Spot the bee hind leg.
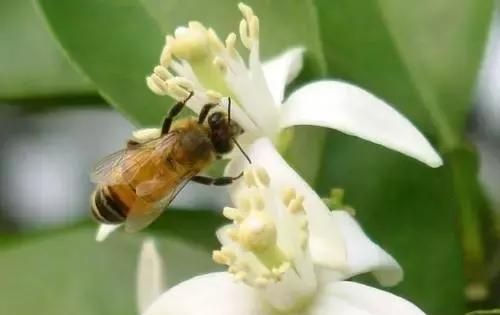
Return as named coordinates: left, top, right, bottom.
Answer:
left=191, top=172, right=243, bottom=186
left=161, top=91, right=194, bottom=135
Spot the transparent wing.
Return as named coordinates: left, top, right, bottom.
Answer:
left=135, top=178, right=170, bottom=197
left=90, top=132, right=178, bottom=185
left=124, top=173, right=194, bottom=232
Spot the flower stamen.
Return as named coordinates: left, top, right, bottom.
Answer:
left=214, top=166, right=311, bottom=290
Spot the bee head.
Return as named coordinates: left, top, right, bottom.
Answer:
left=208, top=111, right=244, bottom=154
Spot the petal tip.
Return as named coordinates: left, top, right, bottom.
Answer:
left=95, top=224, right=120, bottom=242
left=427, top=153, right=443, bottom=168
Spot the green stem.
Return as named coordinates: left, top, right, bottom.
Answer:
left=449, top=149, right=487, bottom=298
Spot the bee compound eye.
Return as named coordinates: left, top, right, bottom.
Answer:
left=208, top=112, right=224, bottom=126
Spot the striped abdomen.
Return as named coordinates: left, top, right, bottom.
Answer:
left=91, top=185, right=131, bottom=224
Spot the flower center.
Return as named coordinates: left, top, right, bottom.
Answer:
left=146, top=3, right=259, bottom=103
left=213, top=166, right=317, bottom=311
left=146, top=3, right=285, bottom=140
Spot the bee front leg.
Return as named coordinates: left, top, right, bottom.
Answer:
left=191, top=173, right=243, bottom=186
left=161, top=91, right=194, bottom=135
left=197, top=103, right=218, bottom=124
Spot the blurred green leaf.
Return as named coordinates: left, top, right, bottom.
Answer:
left=315, top=0, right=493, bottom=149
left=313, top=2, right=493, bottom=314
left=0, top=211, right=224, bottom=315
left=0, top=0, right=93, bottom=100
left=317, top=134, right=465, bottom=315
left=467, top=310, right=500, bottom=315
left=36, top=0, right=168, bottom=125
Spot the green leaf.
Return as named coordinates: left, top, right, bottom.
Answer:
left=36, top=0, right=167, bottom=125
left=0, top=0, right=93, bottom=99
left=313, top=2, right=494, bottom=314
left=467, top=310, right=500, bottom=315
left=314, top=0, right=493, bottom=149
left=317, top=134, right=465, bottom=315
left=0, top=211, right=224, bottom=315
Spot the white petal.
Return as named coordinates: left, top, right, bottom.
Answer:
left=306, top=293, right=372, bottom=315
left=280, top=81, right=443, bottom=167
left=308, top=281, right=426, bottom=315
left=225, top=138, right=401, bottom=284
left=137, top=239, right=166, bottom=314
left=142, top=272, right=270, bottom=315
left=322, top=211, right=403, bottom=286
left=225, top=138, right=346, bottom=270
left=95, top=224, right=120, bottom=242
left=262, top=47, right=305, bottom=105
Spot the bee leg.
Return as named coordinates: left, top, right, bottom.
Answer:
left=191, top=172, right=243, bottom=186
left=161, top=91, right=194, bottom=135
left=197, top=103, right=218, bottom=124
left=126, top=139, right=140, bottom=149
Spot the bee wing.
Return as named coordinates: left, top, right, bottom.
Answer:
left=124, top=172, right=195, bottom=232
left=90, top=132, right=178, bottom=185
left=135, top=179, right=165, bottom=197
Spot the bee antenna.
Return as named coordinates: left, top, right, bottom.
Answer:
left=227, top=97, right=232, bottom=122
left=227, top=97, right=251, bottom=164
left=232, top=137, right=252, bottom=164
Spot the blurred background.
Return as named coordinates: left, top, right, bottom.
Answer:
left=0, top=1, right=499, bottom=315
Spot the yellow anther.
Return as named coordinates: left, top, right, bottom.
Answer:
left=281, top=187, right=296, bottom=206
left=288, top=196, right=304, bottom=214
left=188, top=21, right=206, bottom=32
left=220, top=246, right=235, bottom=258
left=168, top=77, right=193, bottom=89
left=239, top=19, right=251, bottom=49
left=153, top=66, right=172, bottom=80
left=160, top=46, right=172, bottom=66
left=250, top=193, right=265, bottom=210
left=225, top=32, right=237, bottom=54
left=236, top=196, right=251, bottom=212
left=226, top=226, right=239, bottom=241
left=132, top=128, right=161, bottom=143
left=167, top=83, right=190, bottom=100
left=228, top=266, right=238, bottom=274
left=146, top=75, right=168, bottom=95
left=207, top=28, right=225, bottom=52
left=206, top=89, right=223, bottom=101
left=170, top=25, right=210, bottom=61
left=235, top=271, right=247, bottom=281
left=249, top=15, right=259, bottom=40
left=238, top=3, right=255, bottom=21
left=243, top=168, right=257, bottom=187
left=254, top=167, right=270, bottom=187
left=223, top=206, right=245, bottom=222
left=165, top=35, right=175, bottom=46
left=212, top=250, right=229, bottom=265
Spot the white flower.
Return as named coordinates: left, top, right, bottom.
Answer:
left=138, top=139, right=426, bottom=315
left=146, top=2, right=442, bottom=168
left=96, top=2, right=443, bottom=242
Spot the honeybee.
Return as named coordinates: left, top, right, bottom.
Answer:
left=90, top=92, right=248, bottom=232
